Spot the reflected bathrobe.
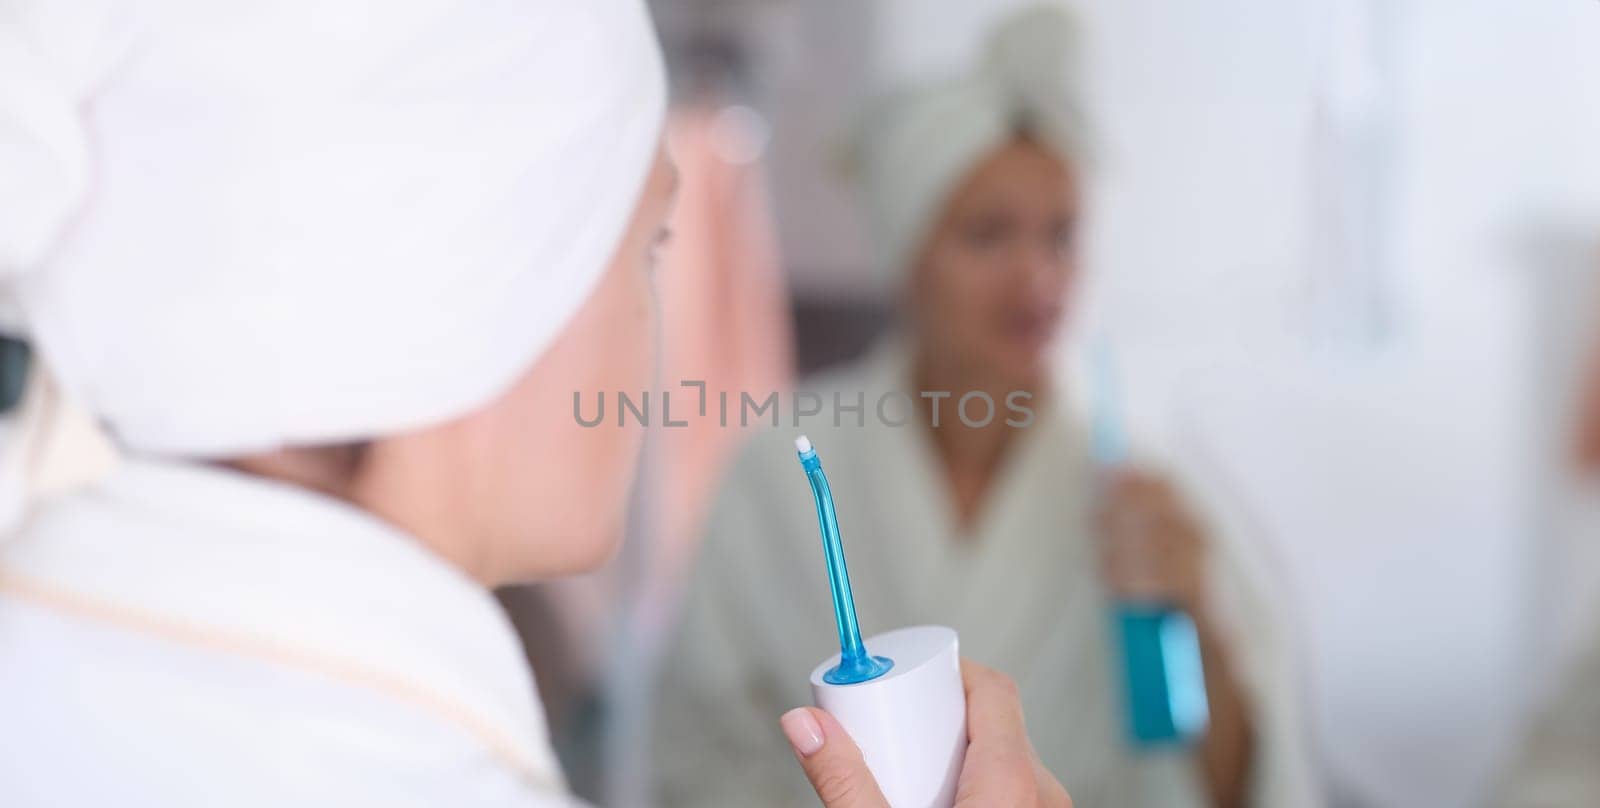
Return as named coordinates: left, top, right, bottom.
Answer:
left=652, top=342, right=1319, bottom=808
left=0, top=459, right=580, bottom=807
left=1497, top=625, right=1600, bottom=805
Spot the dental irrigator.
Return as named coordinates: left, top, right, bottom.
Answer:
left=796, top=435, right=966, bottom=808
left=1090, top=341, right=1210, bottom=747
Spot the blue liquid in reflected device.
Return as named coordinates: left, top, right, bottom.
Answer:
left=1091, top=338, right=1209, bottom=747
left=1114, top=603, right=1209, bottom=745
left=795, top=435, right=893, bottom=685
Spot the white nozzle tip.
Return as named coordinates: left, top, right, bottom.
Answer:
left=795, top=435, right=813, bottom=454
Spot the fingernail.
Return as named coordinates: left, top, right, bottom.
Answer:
left=780, top=708, right=825, bottom=757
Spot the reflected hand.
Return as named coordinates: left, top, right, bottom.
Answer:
left=1096, top=469, right=1209, bottom=611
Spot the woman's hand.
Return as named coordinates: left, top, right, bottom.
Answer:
left=1096, top=468, right=1256, bottom=807
left=1096, top=469, right=1208, bottom=611
left=780, top=660, right=1071, bottom=808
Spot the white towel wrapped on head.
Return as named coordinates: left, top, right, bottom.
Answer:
left=0, top=0, right=666, bottom=457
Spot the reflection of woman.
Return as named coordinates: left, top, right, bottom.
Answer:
left=655, top=7, right=1316, bottom=808
left=0, top=2, right=1064, bottom=806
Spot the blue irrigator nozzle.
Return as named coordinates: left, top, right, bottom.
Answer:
left=795, top=435, right=893, bottom=685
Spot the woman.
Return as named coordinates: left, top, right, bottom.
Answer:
left=0, top=2, right=1066, bottom=806
left=654, top=7, right=1315, bottom=808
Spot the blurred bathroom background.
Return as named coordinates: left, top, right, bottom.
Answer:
left=512, top=2, right=1600, bottom=806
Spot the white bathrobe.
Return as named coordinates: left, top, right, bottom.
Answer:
left=653, top=341, right=1319, bottom=808
left=0, top=458, right=579, bottom=807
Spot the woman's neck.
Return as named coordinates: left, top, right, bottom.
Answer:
left=219, top=441, right=495, bottom=586
left=220, top=446, right=366, bottom=501
left=912, top=353, right=1047, bottom=533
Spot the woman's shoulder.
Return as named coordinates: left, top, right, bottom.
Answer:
left=0, top=597, right=575, bottom=804
left=0, top=640, right=574, bottom=806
